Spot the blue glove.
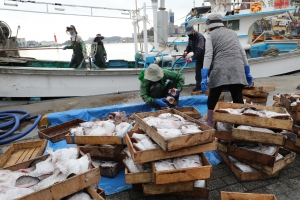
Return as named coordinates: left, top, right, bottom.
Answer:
left=155, top=98, right=169, bottom=108
left=201, top=68, right=209, bottom=92
left=245, top=65, right=253, bottom=85
left=104, top=56, right=107, bottom=61
left=92, top=58, right=96, bottom=62
left=62, top=46, right=68, bottom=50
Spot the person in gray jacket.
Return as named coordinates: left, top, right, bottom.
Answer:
left=201, top=13, right=253, bottom=127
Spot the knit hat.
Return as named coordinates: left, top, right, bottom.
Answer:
left=206, top=14, right=224, bottom=29
left=144, top=64, right=164, bottom=82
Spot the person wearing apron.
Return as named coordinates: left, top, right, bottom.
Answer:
left=63, top=25, right=87, bottom=68
left=92, top=34, right=107, bottom=68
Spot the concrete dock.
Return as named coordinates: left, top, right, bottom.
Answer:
left=1, top=72, right=300, bottom=200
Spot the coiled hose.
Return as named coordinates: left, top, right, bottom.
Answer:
left=0, top=110, right=42, bottom=145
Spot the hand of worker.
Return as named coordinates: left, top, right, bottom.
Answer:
left=244, top=65, right=253, bottom=86
left=104, top=56, right=107, bottom=61
left=186, top=57, right=192, bottom=64
left=155, top=98, right=169, bottom=108
left=182, top=51, right=187, bottom=58
left=92, top=58, right=96, bottom=62
left=201, top=68, right=209, bottom=92
left=62, top=46, right=68, bottom=50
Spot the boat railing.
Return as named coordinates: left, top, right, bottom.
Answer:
left=251, top=31, right=274, bottom=45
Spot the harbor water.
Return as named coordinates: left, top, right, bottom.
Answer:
left=19, top=43, right=153, bottom=62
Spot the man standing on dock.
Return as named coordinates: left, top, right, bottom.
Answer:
left=182, top=25, right=205, bottom=92
left=63, top=25, right=88, bottom=68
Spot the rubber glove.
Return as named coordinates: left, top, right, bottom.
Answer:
left=201, top=68, right=209, bottom=92
left=62, top=46, right=68, bottom=50
left=155, top=98, right=169, bottom=108
left=182, top=51, right=187, bottom=58
left=168, top=88, right=180, bottom=97
left=186, top=57, right=192, bottom=64
left=245, top=65, right=253, bottom=85
left=104, top=56, right=107, bottom=61
left=92, top=58, right=96, bottom=62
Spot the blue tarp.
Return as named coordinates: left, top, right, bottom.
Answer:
left=44, top=95, right=221, bottom=195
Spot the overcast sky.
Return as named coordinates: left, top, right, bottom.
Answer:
left=0, top=0, right=205, bottom=43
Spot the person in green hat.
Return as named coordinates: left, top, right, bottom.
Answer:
left=138, top=64, right=185, bottom=108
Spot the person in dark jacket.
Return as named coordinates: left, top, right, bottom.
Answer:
left=183, top=25, right=206, bottom=92
left=139, top=64, right=185, bottom=109
left=201, top=14, right=253, bottom=127
left=63, top=25, right=87, bottom=68
left=92, top=34, right=107, bottom=68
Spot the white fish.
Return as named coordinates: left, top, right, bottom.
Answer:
left=216, top=122, right=233, bottom=132
left=276, top=153, right=283, bottom=161
left=237, top=125, right=274, bottom=134
left=89, top=126, right=112, bottom=136
left=240, top=145, right=277, bottom=156
left=31, top=169, right=68, bottom=191
left=144, top=117, right=162, bottom=127
left=70, top=127, right=84, bottom=136
left=98, top=161, right=118, bottom=168
left=114, top=122, right=131, bottom=137
left=0, top=183, right=35, bottom=200
left=132, top=133, right=148, bottom=141
left=66, top=192, right=92, bottom=200
left=157, top=113, right=185, bottom=122
left=172, top=155, right=202, bottom=169
left=0, top=170, right=26, bottom=186
left=234, top=162, right=256, bottom=172
left=122, top=147, right=131, bottom=158
left=123, top=157, right=140, bottom=173
left=46, top=147, right=79, bottom=164
left=194, top=180, right=206, bottom=188
left=80, top=122, right=97, bottom=135
left=157, top=128, right=182, bottom=139
left=89, top=121, right=115, bottom=136
left=29, top=158, right=55, bottom=177
left=56, top=154, right=92, bottom=175
left=154, top=159, right=175, bottom=171
left=180, top=125, right=202, bottom=135
left=133, top=137, right=157, bottom=151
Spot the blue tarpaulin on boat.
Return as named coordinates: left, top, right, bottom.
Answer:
left=44, top=95, right=221, bottom=195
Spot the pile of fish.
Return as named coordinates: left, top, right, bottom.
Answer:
left=131, top=133, right=158, bottom=151
left=236, top=125, right=275, bottom=134
left=142, top=113, right=203, bottom=139
left=70, top=111, right=132, bottom=137
left=123, top=148, right=151, bottom=173
left=216, top=107, right=291, bottom=120
left=0, top=147, right=92, bottom=200
left=154, top=155, right=203, bottom=171
left=229, top=156, right=257, bottom=173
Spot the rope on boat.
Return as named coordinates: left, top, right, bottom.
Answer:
left=262, top=46, right=280, bottom=57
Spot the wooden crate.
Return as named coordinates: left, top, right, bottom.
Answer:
left=242, top=88, right=269, bottom=98
left=86, top=187, right=105, bottom=200
left=243, top=85, right=275, bottom=92
left=38, top=119, right=85, bottom=143
left=280, top=94, right=300, bottom=112
left=221, top=191, right=277, bottom=200
left=15, top=153, right=100, bottom=200
left=175, top=107, right=201, bottom=119
left=152, top=153, right=212, bottom=184
left=100, top=161, right=124, bottom=178
left=217, top=150, right=280, bottom=182
left=126, top=129, right=217, bottom=164
left=226, top=144, right=280, bottom=167
left=243, top=96, right=267, bottom=103
left=241, top=148, right=296, bottom=175
left=273, top=95, right=280, bottom=102
left=172, top=180, right=209, bottom=198
left=143, top=181, right=194, bottom=195
left=232, top=125, right=285, bottom=146
left=134, top=109, right=215, bottom=151
left=125, top=167, right=152, bottom=184
left=283, top=140, right=300, bottom=154
left=0, top=140, right=47, bottom=169
left=213, top=102, right=293, bottom=130
left=79, top=145, right=122, bottom=158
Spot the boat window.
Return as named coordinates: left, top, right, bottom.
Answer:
left=226, top=20, right=239, bottom=31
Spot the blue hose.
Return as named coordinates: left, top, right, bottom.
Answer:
left=0, top=110, right=42, bottom=145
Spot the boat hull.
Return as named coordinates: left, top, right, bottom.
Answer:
left=0, top=67, right=196, bottom=97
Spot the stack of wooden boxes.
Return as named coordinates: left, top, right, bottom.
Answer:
left=124, top=108, right=217, bottom=198
left=242, top=85, right=275, bottom=104
left=214, top=102, right=296, bottom=182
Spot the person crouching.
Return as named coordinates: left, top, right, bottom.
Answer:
left=139, top=64, right=185, bottom=109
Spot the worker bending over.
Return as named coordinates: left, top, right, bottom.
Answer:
left=139, top=64, right=185, bottom=109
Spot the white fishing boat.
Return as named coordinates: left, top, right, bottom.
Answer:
left=0, top=0, right=299, bottom=97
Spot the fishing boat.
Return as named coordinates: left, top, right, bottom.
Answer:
left=0, top=0, right=299, bottom=98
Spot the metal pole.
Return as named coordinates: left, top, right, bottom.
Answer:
left=133, top=20, right=138, bottom=54
left=143, top=3, right=148, bottom=57
left=151, top=0, right=158, bottom=49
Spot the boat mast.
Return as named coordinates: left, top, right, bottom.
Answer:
left=151, top=0, right=159, bottom=50
left=143, top=3, right=148, bottom=57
